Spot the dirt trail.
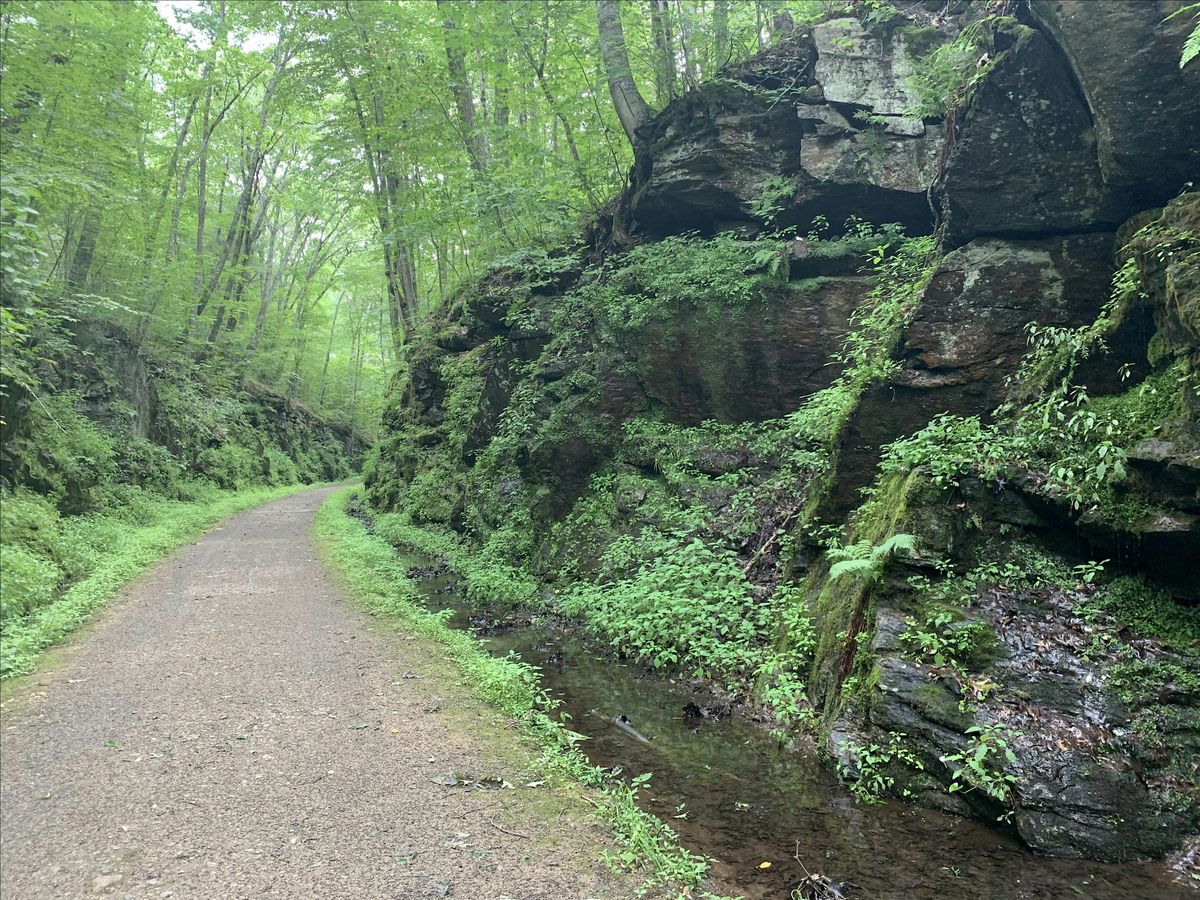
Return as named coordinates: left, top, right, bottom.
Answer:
left=1, top=488, right=632, bottom=899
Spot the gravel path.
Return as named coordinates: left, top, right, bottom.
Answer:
left=1, top=488, right=631, bottom=899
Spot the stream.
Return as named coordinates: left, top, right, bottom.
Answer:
left=409, top=564, right=1187, bottom=900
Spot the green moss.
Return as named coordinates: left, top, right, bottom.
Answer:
left=1146, top=331, right=1171, bottom=368
left=790, top=276, right=838, bottom=295
left=1108, top=658, right=1200, bottom=707
left=909, top=681, right=973, bottom=730
left=897, top=24, right=946, bottom=58
left=1082, top=575, right=1200, bottom=652
left=1088, top=365, right=1185, bottom=442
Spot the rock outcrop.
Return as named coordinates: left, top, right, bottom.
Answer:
left=1029, top=0, right=1200, bottom=205
left=827, top=233, right=1125, bottom=517
left=370, top=0, right=1200, bottom=864
left=937, top=24, right=1124, bottom=244
left=623, top=19, right=943, bottom=238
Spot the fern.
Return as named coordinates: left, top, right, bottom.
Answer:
left=872, top=533, right=917, bottom=562
left=1167, top=4, right=1200, bottom=68
left=829, top=533, right=917, bottom=583
left=829, top=558, right=877, bottom=581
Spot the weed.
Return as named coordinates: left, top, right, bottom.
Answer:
left=940, top=722, right=1019, bottom=812
left=836, top=731, right=925, bottom=803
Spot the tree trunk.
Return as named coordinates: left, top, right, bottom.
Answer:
left=436, top=0, right=487, bottom=174
left=66, top=206, right=101, bottom=292
left=317, top=292, right=344, bottom=406
left=596, top=0, right=653, bottom=153
left=649, top=0, right=677, bottom=106
left=714, top=0, right=730, bottom=69
left=509, top=5, right=599, bottom=205
left=677, top=2, right=699, bottom=87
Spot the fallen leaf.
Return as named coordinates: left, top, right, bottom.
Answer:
left=758, top=861, right=772, bottom=869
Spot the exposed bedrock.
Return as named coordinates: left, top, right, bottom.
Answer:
left=370, top=1, right=1200, bottom=863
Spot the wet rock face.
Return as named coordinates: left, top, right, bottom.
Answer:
left=901, top=235, right=1118, bottom=398
left=937, top=25, right=1122, bottom=245
left=1122, top=193, right=1200, bottom=365
left=826, top=233, right=1119, bottom=518
left=868, top=584, right=1199, bottom=861
left=1029, top=0, right=1200, bottom=204
left=630, top=277, right=870, bottom=424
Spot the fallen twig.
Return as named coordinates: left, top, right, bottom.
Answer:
left=486, top=818, right=530, bottom=840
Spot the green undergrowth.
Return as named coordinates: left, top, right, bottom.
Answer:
left=0, top=480, right=325, bottom=678
left=370, top=512, right=541, bottom=609
left=880, top=206, right=1198, bottom=521
left=1081, top=576, right=1200, bottom=651
left=366, top=228, right=940, bottom=736
left=315, top=487, right=718, bottom=897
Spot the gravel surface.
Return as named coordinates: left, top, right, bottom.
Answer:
left=1, top=488, right=633, bottom=899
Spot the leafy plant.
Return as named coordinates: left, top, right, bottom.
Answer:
left=900, top=610, right=987, bottom=669
left=828, top=533, right=916, bottom=582
left=940, top=722, right=1019, bottom=810
left=1167, top=3, right=1200, bottom=68
left=905, top=17, right=1010, bottom=119
left=749, top=175, right=798, bottom=226
left=837, top=731, right=925, bottom=803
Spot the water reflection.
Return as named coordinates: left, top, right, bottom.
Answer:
left=414, top=569, right=1186, bottom=900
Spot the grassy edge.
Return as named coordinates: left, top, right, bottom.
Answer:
left=0, top=480, right=334, bottom=680
left=313, top=486, right=723, bottom=899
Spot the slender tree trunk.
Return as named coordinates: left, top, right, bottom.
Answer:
left=650, top=0, right=677, bottom=105
left=714, top=0, right=730, bottom=69
left=66, top=206, right=101, bottom=292
left=317, top=292, right=344, bottom=406
left=436, top=0, right=487, bottom=174
left=340, top=9, right=417, bottom=351
left=509, top=6, right=599, bottom=205
left=205, top=304, right=226, bottom=344
left=192, top=1, right=228, bottom=296
left=597, top=0, right=653, bottom=155
left=677, top=2, right=699, bottom=87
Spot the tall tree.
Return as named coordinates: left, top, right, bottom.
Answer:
left=596, top=0, right=652, bottom=153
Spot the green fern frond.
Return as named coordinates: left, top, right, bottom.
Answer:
left=1182, top=25, right=1199, bottom=68
left=871, top=533, right=917, bottom=562
left=829, top=558, right=877, bottom=581
left=1166, top=3, right=1200, bottom=68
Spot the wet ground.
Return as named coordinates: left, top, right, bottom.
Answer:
left=412, top=565, right=1190, bottom=900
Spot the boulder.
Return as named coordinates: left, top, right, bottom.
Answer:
left=862, top=582, right=1199, bottom=861
left=811, top=18, right=928, bottom=115
left=628, top=78, right=809, bottom=236
left=625, top=21, right=942, bottom=238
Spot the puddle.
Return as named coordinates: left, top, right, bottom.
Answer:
left=411, top=565, right=1186, bottom=899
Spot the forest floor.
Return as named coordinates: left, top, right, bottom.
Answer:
left=0, top=487, right=636, bottom=899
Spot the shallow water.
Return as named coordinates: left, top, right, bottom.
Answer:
left=412, top=568, right=1188, bottom=899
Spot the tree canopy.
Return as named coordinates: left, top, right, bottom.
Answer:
left=1, top=0, right=819, bottom=432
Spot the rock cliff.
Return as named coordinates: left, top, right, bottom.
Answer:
left=368, top=0, right=1199, bottom=863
